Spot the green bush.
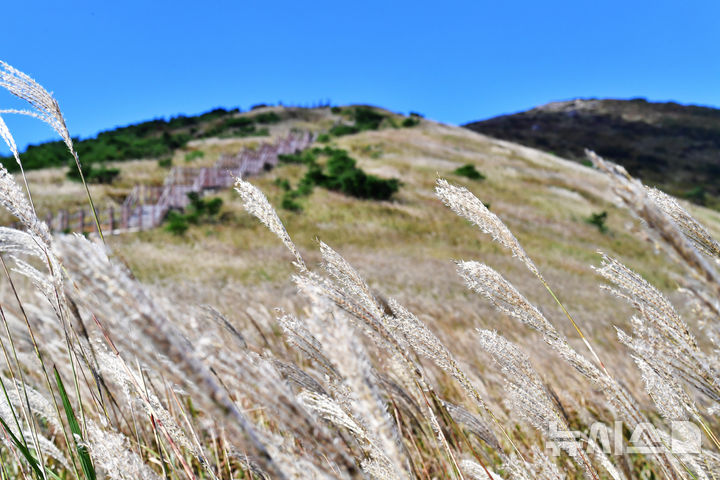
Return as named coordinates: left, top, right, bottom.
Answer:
left=305, top=148, right=399, bottom=200
left=453, top=164, right=485, bottom=180
left=316, top=133, right=331, bottom=143
left=252, top=112, right=281, bottom=124
left=66, top=160, right=120, bottom=184
left=329, top=124, right=359, bottom=137
left=276, top=147, right=399, bottom=208
left=402, top=117, right=420, bottom=127
left=274, top=178, right=291, bottom=191
left=684, top=186, right=707, bottom=205
left=281, top=194, right=303, bottom=212
left=165, top=210, right=189, bottom=235
left=223, top=117, right=254, bottom=129
left=158, top=157, right=172, bottom=168
left=164, top=193, right=224, bottom=234
left=87, top=166, right=120, bottom=184
left=0, top=106, right=240, bottom=173
left=352, top=107, right=385, bottom=131
left=585, top=211, right=609, bottom=233
left=277, top=152, right=305, bottom=164
left=184, top=150, right=205, bottom=162
left=330, top=106, right=342, bottom=114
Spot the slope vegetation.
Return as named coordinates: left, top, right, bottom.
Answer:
left=465, top=98, right=720, bottom=208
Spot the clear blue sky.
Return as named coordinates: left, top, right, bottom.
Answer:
left=1, top=0, right=718, bottom=151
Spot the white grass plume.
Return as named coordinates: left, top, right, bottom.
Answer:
left=0, top=61, right=72, bottom=149
left=476, top=330, right=600, bottom=480
left=435, top=179, right=540, bottom=277
left=234, top=177, right=306, bottom=269
left=645, top=186, right=720, bottom=261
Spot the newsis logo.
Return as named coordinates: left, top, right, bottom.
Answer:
left=547, top=421, right=702, bottom=456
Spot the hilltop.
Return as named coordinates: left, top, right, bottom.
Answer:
left=464, top=98, right=720, bottom=208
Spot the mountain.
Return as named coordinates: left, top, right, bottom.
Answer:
left=464, top=98, right=720, bottom=208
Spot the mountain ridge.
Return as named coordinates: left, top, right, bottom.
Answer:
left=464, top=98, right=720, bottom=208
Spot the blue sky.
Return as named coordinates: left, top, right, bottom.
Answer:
left=1, top=0, right=718, bottom=151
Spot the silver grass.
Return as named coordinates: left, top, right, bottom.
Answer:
left=435, top=179, right=540, bottom=278
left=443, top=401, right=502, bottom=452
left=595, top=253, right=697, bottom=350
left=0, top=60, right=105, bottom=239
left=318, top=240, right=387, bottom=321
left=2, top=377, right=62, bottom=432
left=588, top=150, right=720, bottom=288
left=439, top=181, right=604, bottom=372
left=476, top=330, right=600, bottom=480
left=95, top=348, right=197, bottom=456
left=259, top=431, right=345, bottom=480
left=0, top=165, right=49, bottom=244
left=645, top=186, right=720, bottom=261
left=85, top=420, right=161, bottom=480
left=293, top=256, right=464, bottom=476
left=597, top=253, right=720, bottom=406
left=299, top=390, right=404, bottom=480
left=0, top=113, right=35, bottom=210
left=0, top=61, right=72, bottom=149
left=458, top=261, right=603, bottom=384
left=583, top=436, right=627, bottom=480
left=58, top=237, right=289, bottom=478
left=502, top=447, right=566, bottom=480
left=293, top=289, right=409, bottom=478
left=234, top=177, right=306, bottom=269
left=0, top=114, right=20, bottom=167
left=0, top=387, right=68, bottom=469
left=460, top=459, right=504, bottom=480
left=319, top=241, right=491, bottom=429
left=277, top=312, right=341, bottom=380
left=462, top=262, right=685, bottom=478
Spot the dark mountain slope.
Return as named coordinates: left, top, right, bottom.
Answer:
left=465, top=98, right=720, bottom=207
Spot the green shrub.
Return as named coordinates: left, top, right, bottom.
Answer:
left=277, top=152, right=305, bottom=164
left=251, top=128, right=270, bottom=137
left=250, top=103, right=269, bottom=110
left=163, top=193, right=224, bottom=234
left=330, top=106, right=342, bottom=114
left=316, top=133, right=331, bottom=143
left=307, top=148, right=399, bottom=200
left=184, top=150, right=205, bottom=162
left=66, top=161, right=120, bottom=184
left=684, top=186, right=707, bottom=205
left=66, top=159, right=93, bottom=182
left=329, top=124, right=359, bottom=137
left=281, top=194, right=303, bottom=212
left=158, top=157, right=172, bottom=168
left=88, top=166, right=120, bottom=184
left=223, top=117, right=254, bottom=129
left=274, top=178, right=291, bottom=191
left=252, top=112, right=281, bottom=124
left=585, top=211, right=608, bottom=233
left=165, top=210, right=189, bottom=235
left=453, top=164, right=485, bottom=180
left=352, top=106, right=385, bottom=131
left=402, top=117, right=420, bottom=127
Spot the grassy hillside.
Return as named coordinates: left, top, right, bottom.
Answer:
left=4, top=76, right=720, bottom=478
left=465, top=98, right=720, bottom=208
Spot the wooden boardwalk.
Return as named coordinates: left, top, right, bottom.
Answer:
left=38, top=131, right=314, bottom=234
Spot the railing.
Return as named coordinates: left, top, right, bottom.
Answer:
left=31, top=131, right=314, bottom=234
